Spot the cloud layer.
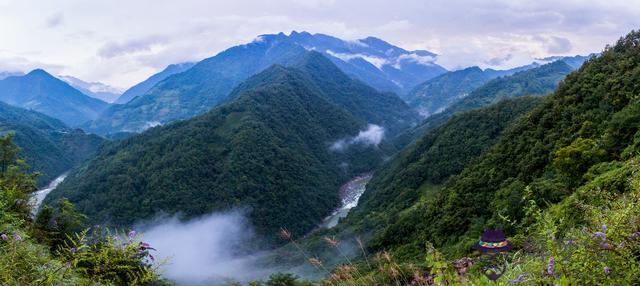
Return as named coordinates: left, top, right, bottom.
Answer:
left=0, top=0, right=638, bottom=88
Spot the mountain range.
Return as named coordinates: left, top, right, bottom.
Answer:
left=48, top=51, right=418, bottom=242
left=406, top=55, right=590, bottom=118
left=83, top=31, right=444, bottom=135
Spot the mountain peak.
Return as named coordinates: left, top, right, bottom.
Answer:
left=26, top=68, right=53, bottom=78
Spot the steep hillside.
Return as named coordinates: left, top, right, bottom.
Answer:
left=49, top=59, right=407, bottom=243
left=0, top=70, right=110, bottom=126
left=0, top=101, right=105, bottom=186
left=114, top=62, right=195, bottom=104
left=364, top=31, right=640, bottom=259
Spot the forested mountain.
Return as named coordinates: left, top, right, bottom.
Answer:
left=0, top=101, right=105, bottom=186
left=114, top=62, right=195, bottom=104
left=355, top=31, right=640, bottom=260
left=58, top=75, right=121, bottom=103
left=0, top=70, right=110, bottom=126
left=48, top=52, right=415, bottom=243
left=84, top=32, right=437, bottom=135
left=396, top=60, right=575, bottom=146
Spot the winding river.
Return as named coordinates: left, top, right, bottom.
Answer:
left=319, top=173, right=373, bottom=229
left=30, top=173, right=67, bottom=215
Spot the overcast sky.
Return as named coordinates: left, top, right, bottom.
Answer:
left=1, top=0, right=639, bottom=89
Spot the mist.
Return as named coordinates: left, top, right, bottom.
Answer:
left=138, top=211, right=277, bottom=285
left=330, top=124, right=385, bottom=152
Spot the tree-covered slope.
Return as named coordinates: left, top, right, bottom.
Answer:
left=396, top=60, right=575, bottom=147
left=0, top=70, right=110, bottom=127
left=366, top=31, right=640, bottom=258
left=0, top=101, right=105, bottom=186
left=49, top=61, right=402, bottom=243
left=350, top=97, right=542, bottom=228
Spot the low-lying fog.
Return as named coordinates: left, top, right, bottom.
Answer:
left=139, top=211, right=277, bottom=285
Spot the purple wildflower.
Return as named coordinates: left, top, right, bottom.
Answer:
left=0, top=234, right=7, bottom=241
left=604, top=266, right=610, bottom=274
left=511, top=273, right=528, bottom=283
left=547, top=256, right=555, bottom=276
left=149, top=254, right=155, bottom=261
left=593, top=232, right=606, bottom=239
left=128, top=230, right=136, bottom=240
left=601, top=224, right=607, bottom=231
left=631, top=232, right=640, bottom=239
left=70, top=247, right=76, bottom=253
left=13, top=234, right=22, bottom=241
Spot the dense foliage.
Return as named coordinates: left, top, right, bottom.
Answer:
left=0, top=135, right=164, bottom=285
left=0, top=69, right=109, bottom=126
left=396, top=60, right=576, bottom=147
left=0, top=101, right=104, bottom=186
left=363, top=30, right=640, bottom=260
left=50, top=55, right=409, bottom=244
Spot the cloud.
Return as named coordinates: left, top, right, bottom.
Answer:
left=546, top=36, right=573, bottom=53
left=140, top=211, right=276, bottom=284
left=98, top=35, right=169, bottom=58
left=330, top=124, right=385, bottom=152
left=45, top=12, right=64, bottom=28
left=484, top=54, right=513, bottom=66
left=395, top=53, right=437, bottom=68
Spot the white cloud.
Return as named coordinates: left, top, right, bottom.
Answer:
left=1, top=0, right=638, bottom=87
left=331, top=124, right=385, bottom=152
left=326, top=50, right=388, bottom=69
left=139, top=211, right=277, bottom=284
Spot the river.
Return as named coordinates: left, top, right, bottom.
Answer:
left=30, top=173, right=67, bottom=215
left=319, top=173, right=373, bottom=229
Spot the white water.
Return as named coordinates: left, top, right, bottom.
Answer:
left=320, top=173, right=373, bottom=229
left=30, top=173, right=67, bottom=215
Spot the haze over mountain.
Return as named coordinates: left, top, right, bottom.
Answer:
left=84, top=32, right=435, bottom=135
left=114, top=62, right=195, bottom=104
left=0, top=71, right=24, bottom=80
left=58, top=75, right=122, bottom=103
left=49, top=51, right=416, bottom=243
left=0, top=70, right=110, bottom=127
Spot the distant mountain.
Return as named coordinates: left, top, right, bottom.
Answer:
left=114, top=62, right=195, bottom=104
left=406, top=66, right=493, bottom=117
left=0, top=101, right=105, bottom=186
left=396, top=60, right=576, bottom=147
left=0, top=71, right=24, bottom=80
left=85, top=32, right=438, bottom=135
left=50, top=52, right=414, bottom=243
left=406, top=55, right=591, bottom=118
left=59, top=75, right=122, bottom=103
left=0, top=70, right=110, bottom=127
